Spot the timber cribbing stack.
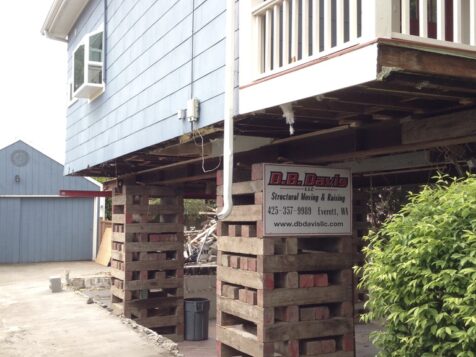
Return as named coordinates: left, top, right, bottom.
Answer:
left=216, top=164, right=355, bottom=357
left=110, top=184, right=184, bottom=342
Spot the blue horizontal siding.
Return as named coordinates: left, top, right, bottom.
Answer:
left=0, top=141, right=98, bottom=195
left=65, top=0, right=227, bottom=174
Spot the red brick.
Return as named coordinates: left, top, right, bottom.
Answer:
left=283, top=272, right=298, bottom=288
left=299, top=274, right=315, bottom=288
left=176, top=269, right=184, bottom=278
left=302, top=340, right=321, bottom=355
left=256, top=221, right=264, bottom=238
left=246, top=290, right=257, bottom=305
left=302, top=339, right=336, bottom=355
left=155, top=271, right=166, bottom=280
left=263, top=273, right=275, bottom=289
left=125, top=271, right=134, bottom=280
left=287, top=340, right=299, bottom=357
left=339, top=301, right=353, bottom=318
left=238, top=288, right=247, bottom=303
left=222, top=284, right=239, bottom=299
left=342, top=333, right=354, bottom=351
left=251, top=163, right=264, bottom=181
left=216, top=281, right=223, bottom=295
left=241, top=224, right=257, bottom=238
left=339, top=269, right=353, bottom=284
left=228, top=224, right=242, bottom=237
left=140, top=271, right=148, bottom=280
left=254, top=192, right=263, bottom=205
left=239, top=257, right=248, bottom=270
left=230, top=256, right=240, bottom=269
left=221, top=254, right=230, bottom=267
left=149, top=233, right=177, bottom=242
left=216, top=170, right=224, bottom=186
left=315, top=306, right=331, bottom=320
left=276, top=306, right=299, bottom=322
left=314, top=273, right=329, bottom=287
left=299, top=307, right=316, bottom=321
left=216, top=195, right=224, bottom=209
left=247, top=257, right=257, bottom=272
left=322, top=339, right=337, bottom=353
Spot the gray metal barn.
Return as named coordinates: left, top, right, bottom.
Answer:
left=0, top=141, right=100, bottom=263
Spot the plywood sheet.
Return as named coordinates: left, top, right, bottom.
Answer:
left=96, top=227, right=112, bottom=266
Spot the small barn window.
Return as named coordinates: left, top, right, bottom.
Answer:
left=72, top=28, right=105, bottom=101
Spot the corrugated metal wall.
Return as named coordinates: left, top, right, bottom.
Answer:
left=0, top=141, right=98, bottom=263
left=65, top=0, right=228, bottom=174
left=0, top=198, right=93, bottom=263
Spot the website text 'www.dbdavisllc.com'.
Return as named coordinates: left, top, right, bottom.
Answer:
left=273, top=221, right=344, bottom=228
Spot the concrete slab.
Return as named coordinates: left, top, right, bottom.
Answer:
left=0, top=261, right=176, bottom=357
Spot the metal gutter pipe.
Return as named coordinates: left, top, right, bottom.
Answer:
left=217, top=0, right=236, bottom=220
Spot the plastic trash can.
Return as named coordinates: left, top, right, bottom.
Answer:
left=184, top=298, right=210, bottom=341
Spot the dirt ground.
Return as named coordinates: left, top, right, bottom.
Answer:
left=0, top=261, right=379, bottom=357
left=0, top=262, right=177, bottom=357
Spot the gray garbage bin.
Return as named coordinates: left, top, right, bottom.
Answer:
left=184, top=298, right=210, bottom=341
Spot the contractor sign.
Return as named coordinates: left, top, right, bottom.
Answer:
left=263, top=164, right=352, bottom=236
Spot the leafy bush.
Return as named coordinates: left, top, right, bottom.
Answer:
left=358, top=175, right=476, bottom=356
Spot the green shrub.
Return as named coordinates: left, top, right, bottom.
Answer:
left=358, top=175, right=476, bottom=356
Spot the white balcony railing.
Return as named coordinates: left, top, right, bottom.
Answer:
left=241, top=0, right=476, bottom=82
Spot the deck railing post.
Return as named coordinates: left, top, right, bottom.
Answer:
left=361, top=0, right=393, bottom=40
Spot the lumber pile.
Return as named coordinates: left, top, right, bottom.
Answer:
left=184, top=217, right=217, bottom=264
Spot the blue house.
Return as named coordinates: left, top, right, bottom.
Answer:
left=42, top=0, right=476, bottom=353
left=0, top=141, right=101, bottom=263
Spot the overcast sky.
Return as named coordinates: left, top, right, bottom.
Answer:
left=0, top=1, right=67, bottom=163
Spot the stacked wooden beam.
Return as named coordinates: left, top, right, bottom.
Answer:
left=216, top=164, right=355, bottom=357
left=110, top=184, right=184, bottom=342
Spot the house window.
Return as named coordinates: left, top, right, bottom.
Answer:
left=72, top=28, right=105, bottom=101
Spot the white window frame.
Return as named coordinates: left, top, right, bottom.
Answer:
left=72, top=26, right=105, bottom=101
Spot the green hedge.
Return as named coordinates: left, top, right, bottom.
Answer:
left=358, top=175, right=476, bottom=356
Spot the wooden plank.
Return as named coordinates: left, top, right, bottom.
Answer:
left=402, top=109, right=476, bottom=145
left=218, top=236, right=273, bottom=255
left=112, top=232, right=125, bottom=242
left=222, top=205, right=262, bottom=222
left=125, top=277, right=183, bottom=291
left=110, top=250, right=125, bottom=262
left=111, top=285, right=125, bottom=300
left=261, top=285, right=352, bottom=307
left=378, top=44, right=476, bottom=80
left=126, top=241, right=183, bottom=253
left=218, top=296, right=265, bottom=324
left=218, top=266, right=266, bottom=290
left=216, top=326, right=263, bottom=357
left=217, top=180, right=263, bottom=195
left=112, top=195, right=126, bottom=205
left=125, top=223, right=183, bottom=234
left=260, top=252, right=353, bottom=273
left=95, top=227, right=112, bottom=266
left=135, top=314, right=181, bottom=328
left=304, top=352, right=353, bottom=357
left=127, top=296, right=182, bottom=311
left=125, top=258, right=184, bottom=271
left=110, top=268, right=125, bottom=280
left=264, top=318, right=353, bottom=342
left=124, top=185, right=177, bottom=197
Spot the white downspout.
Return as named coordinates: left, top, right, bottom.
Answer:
left=217, top=0, right=236, bottom=220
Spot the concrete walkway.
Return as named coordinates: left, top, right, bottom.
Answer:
left=0, top=262, right=175, bottom=357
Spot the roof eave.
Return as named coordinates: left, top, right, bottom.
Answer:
left=41, top=0, right=90, bottom=41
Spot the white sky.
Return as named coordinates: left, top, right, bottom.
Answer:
left=0, top=1, right=67, bottom=163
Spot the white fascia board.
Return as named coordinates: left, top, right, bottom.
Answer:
left=41, top=0, right=90, bottom=41
left=239, top=43, right=380, bottom=115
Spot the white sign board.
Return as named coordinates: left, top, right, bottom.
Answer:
left=263, top=164, right=352, bottom=236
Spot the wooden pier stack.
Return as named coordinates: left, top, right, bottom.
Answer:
left=110, top=184, right=184, bottom=341
left=216, top=164, right=355, bottom=357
